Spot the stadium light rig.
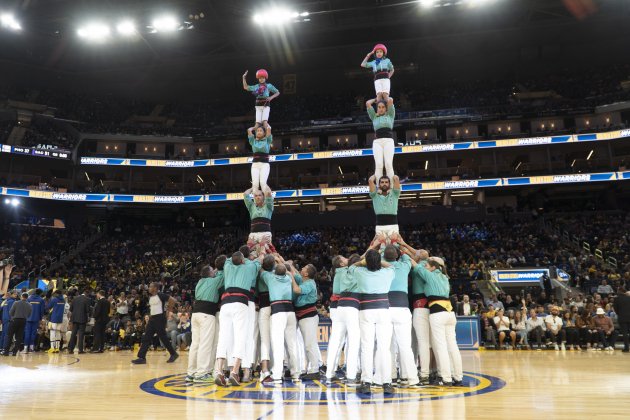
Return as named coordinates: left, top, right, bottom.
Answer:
left=0, top=13, right=21, bottom=31
left=116, top=20, right=136, bottom=36
left=252, top=8, right=310, bottom=25
left=77, top=22, right=111, bottom=42
left=148, top=15, right=193, bottom=33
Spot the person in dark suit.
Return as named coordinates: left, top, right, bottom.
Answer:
left=613, top=287, right=630, bottom=353
left=68, top=288, right=92, bottom=354
left=91, top=290, right=110, bottom=353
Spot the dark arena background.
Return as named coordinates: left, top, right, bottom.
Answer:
left=1, top=0, right=630, bottom=418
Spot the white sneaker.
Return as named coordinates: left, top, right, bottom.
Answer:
left=554, top=344, right=559, bottom=351
left=561, top=343, right=566, bottom=351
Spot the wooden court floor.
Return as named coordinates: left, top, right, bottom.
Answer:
left=1, top=349, right=629, bottom=419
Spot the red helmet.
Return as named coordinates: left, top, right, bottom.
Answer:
left=373, top=43, right=387, bottom=56
left=255, top=69, right=268, bottom=79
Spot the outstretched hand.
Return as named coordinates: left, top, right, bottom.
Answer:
left=242, top=70, right=248, bottom=78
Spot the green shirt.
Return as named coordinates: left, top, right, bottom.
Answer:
left=257, top=271, right=270, bottom=293
left=411, top=261, right=426, bottom=296
left=335, top=267, right=359, bottom=293
left=244, top=195, right=274, bottom=220
left=294, top=279, right=317, bottom=307
left=367, top=103, right=395, bottom=131
left=349, top=266, right=395, bottom=294
left=194, top=275, right=224, bottom=304
left=369, top=188, right=400, bottom=215
left=248, top=134, right=273, bottom=154
left=414, top=263, right=450, bottom=298
left=260, top=271, right=293, bottom=302
left=390, top=254, right=411, bottom=293
left=224, top=258, right=261, bottom=291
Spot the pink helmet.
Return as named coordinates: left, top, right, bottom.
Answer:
left=255, top=69, right=268, bottom=79
left=373, top=43, right=387, bottom=56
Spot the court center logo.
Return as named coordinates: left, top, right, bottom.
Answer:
left=140, top=372, right=505, bottom=404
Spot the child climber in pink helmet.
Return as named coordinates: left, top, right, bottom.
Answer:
left=242, top=69, right=280, bottom=129
left=361, top=44, right=394, bottom=102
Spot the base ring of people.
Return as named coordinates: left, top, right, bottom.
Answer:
left=140, top=371, right=506, bottom=404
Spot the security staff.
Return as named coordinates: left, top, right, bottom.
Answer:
left=24, top=288, right=45, bottom=352
left=1, top=290, right=17, bottom=350
left=2, top=293, right=31, bottom=356
left=131, top=283, right=179, bottom=365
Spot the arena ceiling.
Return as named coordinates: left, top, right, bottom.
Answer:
left=1, top=0, right=629, bottom=100
left=1, top=0, right=628, bottom=71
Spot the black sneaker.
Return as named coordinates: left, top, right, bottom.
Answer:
left=357, top=382, right=371, bottom=394
left=383, top=383, right=394, bottom=395
left=319, top=364, right=327, bottom=375
left=419, top=376, right=430, bottom=386
left=346, top=378, right=361, bottom=387
left=438, top=379, right=453, bottom=387
left=300, top=372, right=320, bottom=381
left=166, top=353, right=179, bottom=363
left=131, top=358, right=147, bottom=365
left=452, top=379, right=464, bottom=387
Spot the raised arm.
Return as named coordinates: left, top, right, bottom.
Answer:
left=361, top=50, right=373, bottom=68
left=263, top=186, right=273, bottom=198
left=290, top=271, right=302, bottom=295
left=242, top=70, right=249, bottom=91
left=368, top=175, right=377, bottom=193
left=393, top=174, right=401, bottom=190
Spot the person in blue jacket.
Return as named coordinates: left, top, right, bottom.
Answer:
left=46, top=290, right=66, bottom=353
left=1, top=290, right=17, bottom=349
left=24, top=288, right=45, bottom=352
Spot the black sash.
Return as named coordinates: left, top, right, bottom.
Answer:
left=251, top=217, right=271, bottom=233
left=271, top=300, right=294, bottom=314
left=374, top=71, right=390, bottom=80
left=192, top=301, right=219, bottom=316
left=338, top=292, right=361, bottom=310
left=375, top=128, right=394, bottom=139
left=252, top=152, right=269, bottom=163
left=376, top=214, right=398, bottom=226
left=388, top=291, right=408, bottom=308
left=358, top=293, right=390, bottom=310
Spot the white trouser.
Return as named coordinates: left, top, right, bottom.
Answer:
left=298, top=316, right=320, bottom=374
left=209, top=311, right=220, bottom=372
left=258, top=306, right=271, bottom=362
left=375, top=224, right=399, bottom=238
left=243, top=301, right=256, bottom=368
left=328, top=308, right=346, bottom=371
left=429, top=311, right=463, bottom=382
left=248, top=232, right=272, bottom=246
left=412, top=307, right=431, bottom=378
left=215, top=302, right=248, bottom=363
left=326, top=306, right=359, bottom=379
left=251, top=162, right=270, bottom=192
left=359, top=308, right=393, bottom=384
left=271, top=311, right=299, bottom=380
left=187, top=312, right=217, bottom=377
left=295, top=327, right=306, bottom=373
left=372, top=137, right=395, bottom=181
left=255, top=106, right=270, bottom=123
left=390, top=307, right=419, bottom=384
left=374, top=79, right=391, bottom=95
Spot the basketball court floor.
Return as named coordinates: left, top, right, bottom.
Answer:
left=1, top=350, right=628, bottom=419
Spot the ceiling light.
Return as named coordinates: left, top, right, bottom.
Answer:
left=151, top=16, right=179, bottom=32
left=116, top=20, right=136, bottom=36
left=77, top=22, right=111, bottom=42
left=0, top=13, right=21, bottom=31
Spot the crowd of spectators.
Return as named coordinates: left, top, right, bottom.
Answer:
left=2, top=210, right=629, bottom=353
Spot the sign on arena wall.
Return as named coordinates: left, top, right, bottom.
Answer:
left=490, top=269, right=550, bottom=283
